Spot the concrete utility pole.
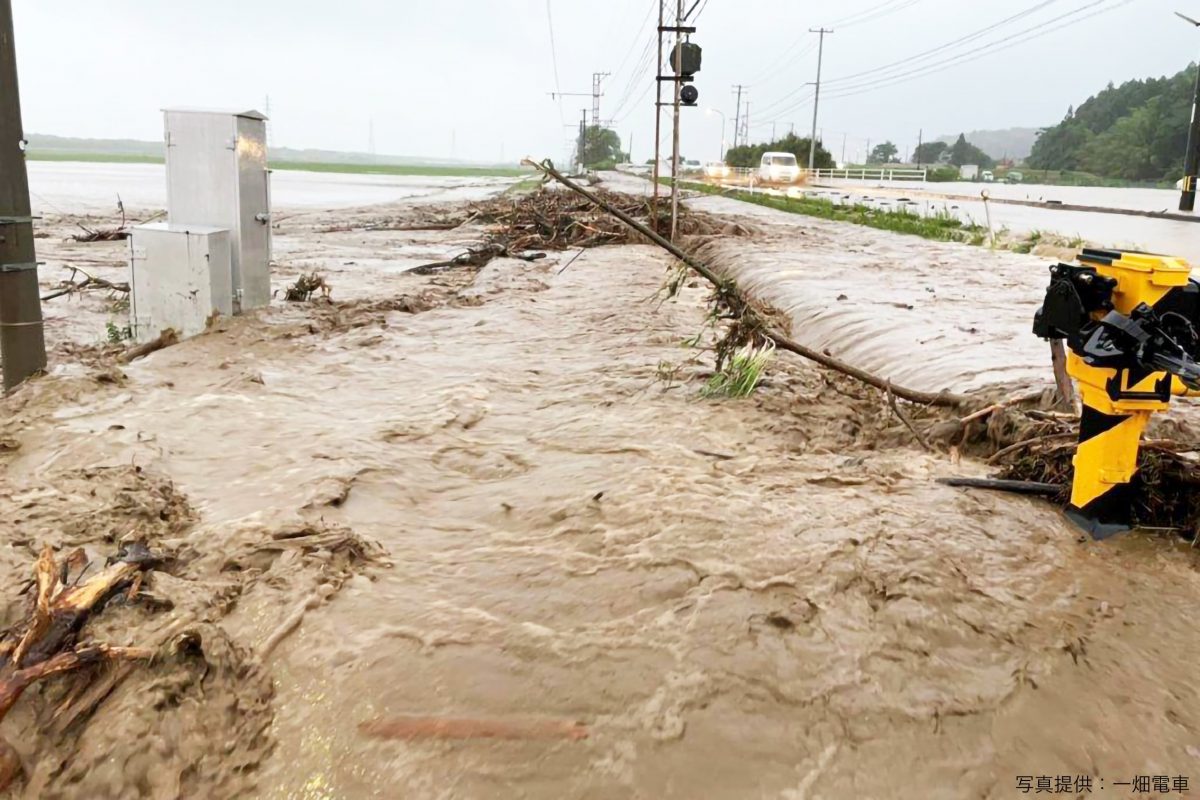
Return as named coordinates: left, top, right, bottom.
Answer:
left=652, top=0, right=665, bottom=218
left=591, top=72, right=610, bottom=126
left=808, top=27, right=832, bottom=174
left=731, top=84, right=747, bottom=148
left=0, top=0, right=46, bottom=390
left=916, top=128, right=923, bottom=167
left=1176, top=12, right=1200, bottom=212
left=669, top=0, right=683, bottom=242
left=578, top=109, right=588, bottom=170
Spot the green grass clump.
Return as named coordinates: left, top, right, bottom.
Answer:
left=26, top=150, right=162, bottom=165
left=503, top=176, right=547, bottom=195
left=701, top=341, right=774, bottom=398
left=670, top=179, right=991, bottom=245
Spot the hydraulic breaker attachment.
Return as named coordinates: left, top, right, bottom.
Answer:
left=1033, top=248, right=1200, bottom=538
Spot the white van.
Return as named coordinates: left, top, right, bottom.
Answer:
left=758, top=151, right=801, bottom=183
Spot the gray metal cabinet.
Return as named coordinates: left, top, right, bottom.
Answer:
left=129, top=223, right=233, bottom=343
left=164, top=108, right=271, bottom=312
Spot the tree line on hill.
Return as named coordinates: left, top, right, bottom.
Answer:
left=1026, top=63, right=1197, bottom=182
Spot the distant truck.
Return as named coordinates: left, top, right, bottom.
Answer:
left=758, top=151, right=801, bottom=183
left=981, top=170, right=995, bottom=182
left=1005, top=171, right=1024, bottom=184
left=959, top=164, right=979, bottom=181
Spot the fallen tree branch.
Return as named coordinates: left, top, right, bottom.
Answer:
left=985, top=431, right=1078, bottom=464
left=523, top=158, right=967, bottom=408
left=957, top=389, right=1048, bottom=425
left=41, top=265, right=130, bottom=302
left=118, top=329, right=178, bottom=364
left=936, top=476, right=1062, bottom=496
left=887, top=384, right=934, bottom=452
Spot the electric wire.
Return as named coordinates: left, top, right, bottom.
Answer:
left=752, top=0, right=1099, bottom=125
left=545, top=0, right=566, bottom=128
left=821, top=0, right=1133, bottom=99
left=822, top=0, right=1066, bottom=87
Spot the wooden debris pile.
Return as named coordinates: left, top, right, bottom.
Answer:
left=980, top=407, right=1200, bottom=536
left=69, top=198, right=133, bottom=243
left=468, top=188, right=734, bottom=252
left=0, top=543, right=160, bottom=790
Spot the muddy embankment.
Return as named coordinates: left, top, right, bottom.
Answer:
left=3, top=186, right=1200, bottom=799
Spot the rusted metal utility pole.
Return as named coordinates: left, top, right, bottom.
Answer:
left=0, top=0, right=46, bottom=390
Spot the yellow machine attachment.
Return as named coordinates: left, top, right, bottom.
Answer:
left=1034, top=249, right=1200, bottom=538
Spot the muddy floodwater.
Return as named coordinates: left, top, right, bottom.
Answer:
left=4, top=176, right=1200, bottom=799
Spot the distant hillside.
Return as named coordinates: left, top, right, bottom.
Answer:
left=935, top=128, right=1039, bottom=162
left=1026, top=64, right=1196, bottom=181
left=24, top=133, right=515, bottom=170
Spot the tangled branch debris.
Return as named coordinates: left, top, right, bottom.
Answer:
left=41, top=265, right=130, bottom=302
left=283, top=272, right=332, bottom=302
left=408, top=244, right=546, bottom=275
left=467, top=187, right=745, bottom=252
left=0, top=543, right=159, bottom=790
left=70, top=198, right=132, bottom=242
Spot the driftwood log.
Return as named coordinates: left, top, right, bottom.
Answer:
left=0, top=544, right=159, bottom=790
left=118, top=329, right=178, bottom=364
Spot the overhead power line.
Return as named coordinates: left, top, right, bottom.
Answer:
left=830, top=0, right=923, bottom=29
left=545, top=0, right=565, bottom=127
left=821, top=0, right=1133, bottom=100
left=821, top=0, right=1066, bottom=87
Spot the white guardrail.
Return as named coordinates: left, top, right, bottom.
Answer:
left=700, top=166, right=927, bottom=186
left=809, top=167, right=928, bottom=182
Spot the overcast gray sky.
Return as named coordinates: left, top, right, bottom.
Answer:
left=10, top=0, right=1198, bottom=164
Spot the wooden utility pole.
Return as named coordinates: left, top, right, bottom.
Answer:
left=0, top=0, right=46, bottom=390
left=807, top=27, right=832, bottom=174
left=669, top=0, right=683, bottom=242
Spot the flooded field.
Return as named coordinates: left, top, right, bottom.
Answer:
left=5, top=176, right=1200, bottom=798
left=26, top=161, right=520, bottom=214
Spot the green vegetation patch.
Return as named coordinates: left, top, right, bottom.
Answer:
left=671, top=179, right=986, bottom=244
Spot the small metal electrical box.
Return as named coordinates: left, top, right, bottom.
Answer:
left=669, top=42, right=702, bottom=76
left=129, top=223, right=233, bottom=343
left=163, top=108, right=271, bottom=313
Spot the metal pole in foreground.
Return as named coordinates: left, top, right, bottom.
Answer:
left=731, top=85, right=745, bottom=149
left=0, top=0, right=46, bottom=391
left=651, top=0, right=664, bottom=222
left=808, top=27, right=832, bottom=175
left=669, top=0, right=683, bottom=242
left=1177, top=13, right=1200, bottom=212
